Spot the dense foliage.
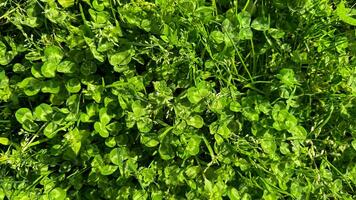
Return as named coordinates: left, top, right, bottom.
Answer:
left=0, top=0, right=356, bottom=199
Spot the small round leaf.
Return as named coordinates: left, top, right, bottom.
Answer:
left=187, top=115, right=204, bottom=129
left=44, top=46, right=64, bottom=63
left=100, top=165, right=118, bottom=176
left=137, top=117, right=153, bottom=133
left=230, top=101, right=242, bottom=112
left=42, top=79, right=60, bottom=94
left=15, top=108, right=33, bottom=124
left=49, top=187, right=66, bottom=200
left=80, top=61, right=97, bottom=76
left=65, top=78, right=81, bottom=93
left=94, top=122, right=109, bottom=138
left=18, top=77, right=42, bottom=96
left=41, top=62, right=57, bottom=78
left=44, top=122, right=58, bottom=138
left=140, top=133, right=159, bottom=147
left=109, top=50, right=134, bottom=66
left=35, top=103, right=53, bottom=121
left=57, top=60, right=77, bottom=73
left=186, top=136, right=201, bottom=156
left=0, top=137, right=10, bottom=145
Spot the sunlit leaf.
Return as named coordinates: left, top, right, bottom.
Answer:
left=187, top=115, right=204, bottom=128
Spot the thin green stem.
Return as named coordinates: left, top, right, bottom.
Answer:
left=201, top=135, right=216, bottom=161
left=225, top=33, right=254, bottom=82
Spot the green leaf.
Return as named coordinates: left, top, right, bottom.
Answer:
left=187, top=84, right=210, bottom=104
left=44, top=122, right=58, bottom=138
left=44, top=46, right=64, bottom=64
left=22, top=120, right=39, bottom=132
left=239, top=28, right=253, bottom=40
left=290, top=182, right=303, bottom=200
left=151, top=191, right=163, bottom=200
left=187, top=88, right=201, bottom=104
left=87, top=84, right=102, bottom=103
left=31, top=64, right=43, bottom=78
left=132, top=101, right=146, bottom=117
left=242, top=107, right=259, bottom=121
left=258, top=101, right=271, bottom=114
left=58, top=0, right=75, bottom=8
left=109, top=147, right=129, bottom=165
left=99, top=107, right=111, bottom=125
left=336, top=1, right=356, bottom=26
left=86, top=103, right=98, bottom=117
left=237, top=11, right=251, bottom=28
left=140, top=133, right=160, bottom=147
left=15, top=108, right=33, bottom=124
left=0, top=41, right=16, bottom=65
left=126, top=112, right=136, bottom=128
left=288, top=125, right=307, bottom=140
left=186, top=135, right=201, bottom=156
left=109, top=50, right=134, bottom=66
left=185, top=166, right=201, bottom=179
left=227, top=187, right=241, bottom=200
left=137, top=117, right=153, bottom=133
left=159, top=140, right=174, bottom=160
left=133, top=190, right=148, bottom=200
left=129, top=76, right=145, bottom=92
left=94, top=122, right=109, bottom=138
left=279, top=142, right=290, bottom=155
left=42, top=80, right=60, bottom=94
left=0, top=70, right=11, bottom=101
left=217, top=125, right=231, bottom=139
left=18, top=77, right=42, bottom=96
left=153, top=80, right=173, bottom=98
left=41, top=62, right=57, bottom=78
left=251, top=17, right=269, bottom=31
left=0, top=137, right=10, bottom=145
left=65, top=78, right=81, bottom=93
left=204, top=178, right=214, bottom=193
left=210, top=96, right=228, bottom=113
left=105, top=137, right=116, bottom=148
left=57, top=60, right=77, bottom=74
left=0, top=188, right=4, bottom=199
left=13, top=63, right=26, bottom=73
left=268, top=28, right=285, bottom=39
left=260, top=132, right=276, bottom=155
left=352, top=140, right=356, bottom=151
left=80, top=61, right=97, bottom=75
left=66, top=128, right=82, bottom=155
left=210, top=31, right=225, bottom=44
left=0, top=70, right=8, bottom=86
left=49, top=187, right=66, bottom=200
left=34, top=103, right=53, bottom=121
left=187, top=115, right=204, bottom=128
left=93, top=0, right=105, bottom=11
left=262, top=192, right=277, bottom=200
left=276, top=68, right=299, bottom=87
left=89, top=9, right=110, bottom=24
left=25, top=51, right=42, bottom=61
left=84, top=36, right=105, bottom=62
left=230, top=101, right=242, bottom=112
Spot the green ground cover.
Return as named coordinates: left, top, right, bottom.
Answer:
left=0, top=0, right=356, bottom=199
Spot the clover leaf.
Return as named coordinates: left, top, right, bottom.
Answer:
left=34, top=103, right=53, bottom=121
left=187, top=115, right=204, bottom=129
left=94, top=122, right=109, bottom=138
left=49, top=187, right=66, bottom=200
left=15, top=108, right=33, bottom=124
left=44, top=46, right=63, bottom=63
left=65, top=78, right=81, bottom=93
left=109, top=49, right=134, bottom=66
